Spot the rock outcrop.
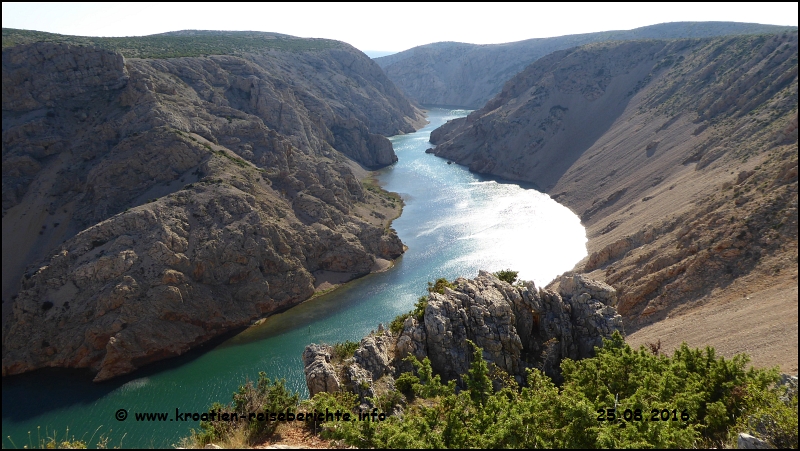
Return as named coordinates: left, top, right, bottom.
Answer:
left=375, top=22, right=796, bottom=108
left=303, top=344, right=341, bottom=397
left=2, top=33, right=424, bottom=381
left=737, top=433, right=772, bottom=449
left=303, top=271, right=623, bottom=398
left=428, top=32, right=798, bottom=335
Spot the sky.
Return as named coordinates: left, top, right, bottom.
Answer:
left=2, top=2, right=798, bottom=53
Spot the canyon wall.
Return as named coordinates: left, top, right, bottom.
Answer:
left=2, top=34, right=424, bottom=381
left=376, top=22, right=796, bottom=108
left=428, top=32, right=798, bottom=338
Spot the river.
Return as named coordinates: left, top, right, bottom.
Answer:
left=1, top=108, right=586, bottom=448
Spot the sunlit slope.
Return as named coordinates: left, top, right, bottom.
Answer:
left=428, top=32, right=798, bottom=350
left=376, top=21, right=797, bottom=108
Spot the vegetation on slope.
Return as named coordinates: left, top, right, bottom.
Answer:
left=1, top=28, right=343, bottom=57
left=388, top=278, right=455, bottom=334
left=182, top=333, right=797, bottom=448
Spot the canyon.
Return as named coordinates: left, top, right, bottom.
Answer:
left=2, top=31, right=424, bottom=381
left=375, top=21, right=795, bottom=109
left=2, top=23, right=797, bottom=449
left=428, top=32, right=798, bottom=372
left=2, top=25, right=797, bottom=388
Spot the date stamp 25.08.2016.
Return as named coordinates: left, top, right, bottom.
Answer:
left=597, top=408, right=690, bottom=423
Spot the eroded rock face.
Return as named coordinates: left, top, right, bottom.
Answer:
left=2, top=40, right=423, bottom=381
left=2, top=43, right=129, bottom=112
left=375, top=22, right=794, bottom=109
left=426, top=33, right=799, bottom=330
left=303, top=345, right=341, bottom=397
left=557, top=273, right=618, bottom=307
left=353, top=333, right=394, bottom=381
left=303, top=271, right=624, bottom=395
left=412, top=271, right=623, bottom=382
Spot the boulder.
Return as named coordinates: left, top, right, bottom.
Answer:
left=353, top=333, right=394, bottom=380
left=737, top=433, right=773, bottom=449
left=558, top=273, right=618, bottom=307
left=302, top=344, right=341, bottom=397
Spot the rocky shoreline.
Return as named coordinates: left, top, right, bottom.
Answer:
left=303, top=271, right=623, bottom=401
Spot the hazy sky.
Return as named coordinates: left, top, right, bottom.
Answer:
left=3, top=2, right=798, bottom=52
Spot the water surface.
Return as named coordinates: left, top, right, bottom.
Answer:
left=1, top=108, right=586, bottom=448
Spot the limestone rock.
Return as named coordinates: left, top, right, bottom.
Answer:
left=375, top=22, right=792, bottom=109
left=343, top=364, right=375, bottom=405
left=302, top=344, right=341, bottom=397
left=778, top=374, right=798, bottom=404
left=304, top=271, right=625, bottom=394
left=558, top=273, right=618, bottom=307
left=2, top=38, right=422, bottom=381
left=2, top=43, right=128, bottom=112
left=395, top=316, right=427, bottom=367
left=353, top=333, right=394, bottom=380
left=737, top=433, right=773, bottom=449
left=417, top=271, right=623, bottom=382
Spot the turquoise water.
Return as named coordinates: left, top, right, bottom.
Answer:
left=1, top=108, right=586, bottom=448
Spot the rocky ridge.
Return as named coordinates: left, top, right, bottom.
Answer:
left=428, top=31, right=798, bottom=360
left=375, top=22, right=797, bottom=108
left=303, top=271, right=623, bottom=400
left=2, top=34, right=425, bottom=381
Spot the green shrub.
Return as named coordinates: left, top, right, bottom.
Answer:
left=493, top=269, right=518, bottom=284
left=189, top=372, right=298, bottom=447
left=405, top=355, right=455, bottom=399
left=412, top=296, right=428, bottom=321
left=372, top=390, right=406, bottom=414
left=427, top=278, right=455, bottom=294
left=5, top=425, right=99, bottom=449
left=464, top=340, right=492, bottom=407
left=331, top=340, right=359, bottom=361
left=320, top=332, right=791, bottom=449
left=388, top=312, right=410, bottom=334
left=394, top=371, right=420, bottom=397
left=300, top=391, right=359, bottom=429
left=191, top=402, right=232, bottom=446
left=734, top=382, right=798, bottom=449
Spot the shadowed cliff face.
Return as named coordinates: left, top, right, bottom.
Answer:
left=376, top=22, right=797, bottom=108
left=1, top=40, right=424, bottom=381
left=428, top=32, right=798, bottom=330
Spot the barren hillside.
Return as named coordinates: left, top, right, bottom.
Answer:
left=1, top=31, right=424, bottom=381
left=429, top=32, right=798, bottom=372
left=375, top=21, right=797, bottom=108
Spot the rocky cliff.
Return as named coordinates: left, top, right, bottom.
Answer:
left=303, top=271, right=623, bottom=399
left=376, top=22, right=797, bottom=108
left=2, top=32, right=425, bottom=381
left=428, top=32, right=798, bottom=361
